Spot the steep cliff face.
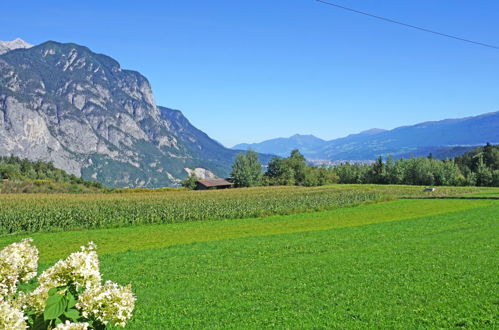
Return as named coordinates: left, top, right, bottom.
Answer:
left=0, top=40, right=242, bottom=187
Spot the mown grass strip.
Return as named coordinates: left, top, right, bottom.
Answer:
left=98, top=202, right=498, bottom=329
left=1, top=199, right=493, bottom=264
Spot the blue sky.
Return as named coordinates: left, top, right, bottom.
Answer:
left=2, top=0, right=498, bottom=147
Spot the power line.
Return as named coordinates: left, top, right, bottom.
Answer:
left=315, top=0, right=499, bottom=51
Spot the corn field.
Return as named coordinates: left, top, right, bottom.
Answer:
left=0, top=186, right=389, bottom=235
left=0, top=184, right=491, bottom=236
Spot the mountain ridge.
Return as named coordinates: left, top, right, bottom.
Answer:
left=0, top=38, right=32, bottom=55
left=0, top=40, right=256, bottom=187
left=233, top=111, right=499, bottom=160
left=233, top=134, right=327, bottom=157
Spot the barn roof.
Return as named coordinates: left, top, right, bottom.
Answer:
left=196, top=178, right=232, bottom=187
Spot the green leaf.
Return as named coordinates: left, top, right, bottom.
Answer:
left=55, top=317, right=62, bottom=325
left=67, top=291, right=77, bottom=309
left=64, top=309, right=81, bottom=322
left=48, top=287, right=58, bottom=296
left=44, top=293, right=67, bottom=320
left=31, top=314, right=49, bottom=330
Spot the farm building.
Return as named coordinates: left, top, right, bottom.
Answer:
left=195, top=178, right=232, bottom=190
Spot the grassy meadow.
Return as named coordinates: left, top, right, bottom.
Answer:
left=0, top=185, right=498, bottom=328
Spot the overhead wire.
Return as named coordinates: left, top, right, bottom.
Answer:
left=315, top=0, right=499, bottom=51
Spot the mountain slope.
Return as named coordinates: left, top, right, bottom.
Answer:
left=158, top=106, right=268, bottom=176
left=0, top=40, right=245, bottom=187
left=315, top=112, right=499, bottom=160
left=234, top=112, right=499, bottom=160
left=0, top=38, right=32, bottom=55
left=233, top=134, right=327, bottom=157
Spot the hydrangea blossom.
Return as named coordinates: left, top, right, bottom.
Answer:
left=54, top=320, right=89, bottom=329
left=77, top=281, right=136, bottom=328
left=1, top=240, right=135, bottom=328
left=26, top=242, right=101, bottom=312
left=0, top=238, right=38, bottom=301
left=0, top=301, right=27, bottom=329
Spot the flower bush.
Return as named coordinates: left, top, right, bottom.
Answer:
left=0, top=301, right=27, bottom=329
left=0, top=239, right=135, bottom=329
left=0, top=238, right=38, bottom=301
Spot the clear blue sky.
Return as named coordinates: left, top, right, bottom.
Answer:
left=2, top=0, right=498, bottom=147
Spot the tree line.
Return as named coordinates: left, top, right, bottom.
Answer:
left=0, top=156, right=102, bottom=188
left=184, top=143, right=499, bottom=188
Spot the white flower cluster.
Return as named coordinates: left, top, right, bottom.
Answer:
left=25, top=242, right=101, bottom=311
left=78, top=281, right=135, bottom=328
left=0, top=240, right=135, bottom=329
left=0, top=301, right=27, bottom=330
left=0, top=238, right=38, bottom=301
left=54, top=320, right=89, bottom=329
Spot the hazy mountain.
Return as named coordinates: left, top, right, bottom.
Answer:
left=234, top=112, right=499, bottom=160
left=316, top=112, right=499, bottom=160
left=0, top=38, right=32, bottom=55
left=0, top=40, right=252, bottom=187
left=233, top=134, right=327, bottom=157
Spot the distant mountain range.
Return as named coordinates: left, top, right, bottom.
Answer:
left=233, top=112, right=499, bottom=160
left=233, top=134, right=329, bottom=158
left=0, top=39, right=264, bottom=187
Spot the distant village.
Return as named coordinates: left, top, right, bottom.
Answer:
left=307, top=159, right=375, bottom=167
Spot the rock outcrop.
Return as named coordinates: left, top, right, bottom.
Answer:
left=0, top=40, right=247, bottom=187
left=0, top=38, right=32, bottom=55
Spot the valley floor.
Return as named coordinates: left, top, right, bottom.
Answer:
left=1, top=197, right=497, bottom=328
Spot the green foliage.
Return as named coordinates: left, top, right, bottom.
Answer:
left=369, top=156, right=387, bottom=184
left=286, top=149, right=308, bottom=185
left=451, top=143, right=499, bottom=186
left=0, top=156, right=104, bottom=193
left=181, top=173, right=198, bottom=190
left=475, top=155, right=494, bottom=186
left=31, top=286, right=85, bottom=329
left=333, top=144, right=499, bottom=187
left=264, top=157, right=296, bottom=185
left=264, top=149, right=338, bottom=187
left=455, top=142, right=499, bottom=172
left=230, top=150, right=263, bottom=187
left=333, top=163, right=370, bottom=184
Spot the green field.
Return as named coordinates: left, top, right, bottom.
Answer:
left=0, top=184, right=495, bottom=236
left=1, top=189, right=497, bottom=328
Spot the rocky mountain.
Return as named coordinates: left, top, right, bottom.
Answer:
left=0, top=38, right=32, bottom=55
left=234, top=112, right=499, bottom=160
left=0, top=40, right=250, bottom=187
left=233, top=134, right=327, bottom=157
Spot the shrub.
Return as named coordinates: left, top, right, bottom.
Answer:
left=0, top=239, right=135, bottom=329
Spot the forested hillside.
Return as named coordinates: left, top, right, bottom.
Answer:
left=0, top=156, right=103, bottom=192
